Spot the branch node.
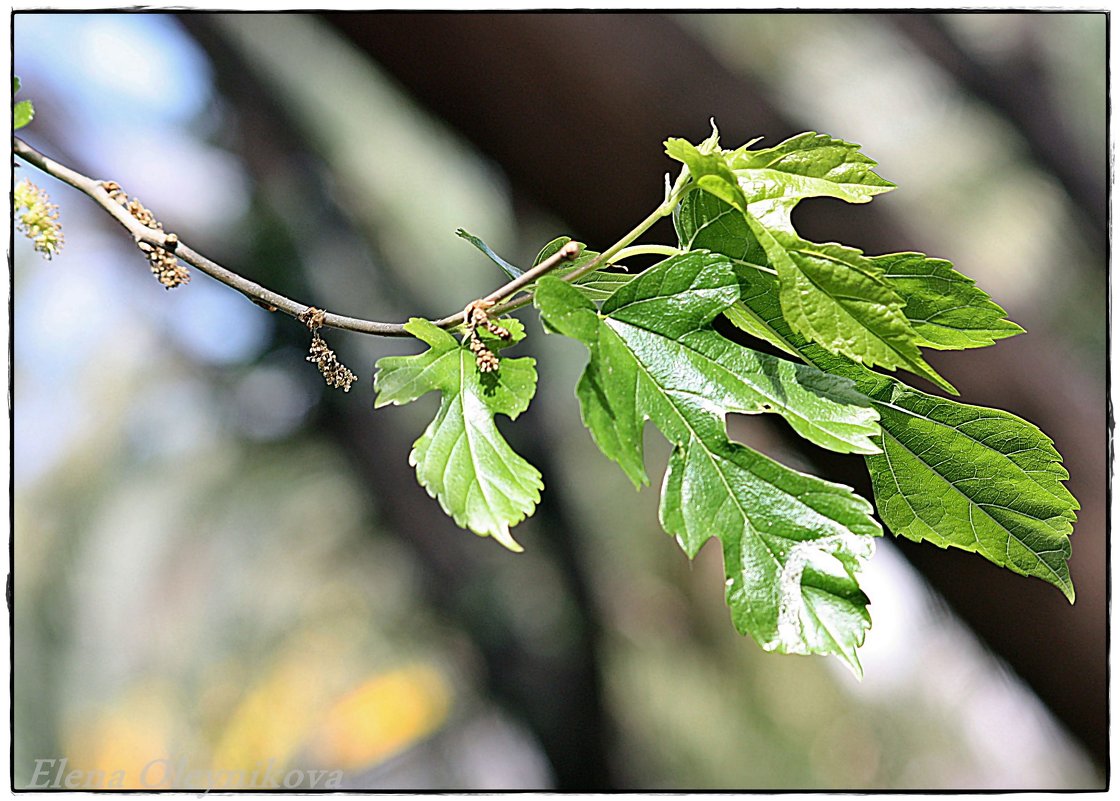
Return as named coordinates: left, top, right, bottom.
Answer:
left=100, top=180, right=126, bottom=204
left=298, top=306, right=327, bottom=330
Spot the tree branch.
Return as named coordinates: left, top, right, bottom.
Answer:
left=12, top=136, right=584, bottom=338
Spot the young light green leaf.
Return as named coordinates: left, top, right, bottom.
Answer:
left=871, top=252, right=1025, bottom=350
left=14, top=75, right=31, bottom=130
left=374, top=317, right=542, bottom=552
left=14, top=99, right=34, bottom=130
left=665, top=137, right=751, bottom=212
left=726, top=132, right=895, bottom=229
left=749, top=223, right=957, bottom=395
left=456, top=228, right=523, bottom=279
left=674, top=190, right=797, bottom=357
left=536, top=253, right=883, bottom=673
left=733, top=265, right=1078, bottom=600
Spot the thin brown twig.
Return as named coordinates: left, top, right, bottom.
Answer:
left=12, top=136, right=586, bottom=338
left=483, top=240, right=582, bottom=304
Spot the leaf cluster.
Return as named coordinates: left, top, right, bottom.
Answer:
left=374, top=125, right=1077, bottom=673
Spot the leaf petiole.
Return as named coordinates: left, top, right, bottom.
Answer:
left=611, top=244, right=680, bottom=263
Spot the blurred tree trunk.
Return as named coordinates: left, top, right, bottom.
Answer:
left=321, top=11, right=1107, bottom=771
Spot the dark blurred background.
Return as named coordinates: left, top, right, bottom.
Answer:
left=12, top=11, right=1107, bottom=790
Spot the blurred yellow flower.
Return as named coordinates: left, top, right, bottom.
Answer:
left=308, top=665, right=452, bottom=770
left=60, top=682, right=175, bottom=789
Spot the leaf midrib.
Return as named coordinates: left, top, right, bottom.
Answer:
left=735, top=165, right=885, bottom=197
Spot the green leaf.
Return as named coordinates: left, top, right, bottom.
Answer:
left=374, top=317, right=542, bottom=552
left=456, top=228, right=523, bottom=279
left=866, top=382, right=1077, bottom=601
left=726, top=132, right=895, bottom=229
left=732, top=265, right=1078, bottom=600
left=533, top=236, right=578, bottom=267
left=665, top=137, right=751, bottom=212
left=536, top=252, right=884, bottom=673
left=871, top=252, right=1025, bottom=350
left=533, top=236, right=597, bottom=277
left=677, top=192, right=1021, bottom=355
left=722, top=301, right=800, bottom=358
left=669, top=129, right=894, bottom=230
left=13, top=75, right=21, bottom=94
left=674, top=190, right=798, bottom=357
left=597, top=252, right=881, bottom=456
left=669, top=137, right=951, bottom=391
left=681, top=176, right=1076, bottom=596
left=13, top=99, right=34, bottom=130
left=751, top=223, right=957, bottom=395
left=676, top=189, right=955, bottom=392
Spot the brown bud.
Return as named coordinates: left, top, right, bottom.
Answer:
left=560, top=241, right=582, bottom=259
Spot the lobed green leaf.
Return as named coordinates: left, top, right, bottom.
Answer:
left=536, top=253, right=884, bottom=672
left=677, top=188, right=956, bottom=392
left=374, top=318, right=542, bottom=552
left=726, top=131, right=895, bottom=229
left=669, top=132, right=954, bottom=391
left=677, top=191, right=1022, bottom=356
